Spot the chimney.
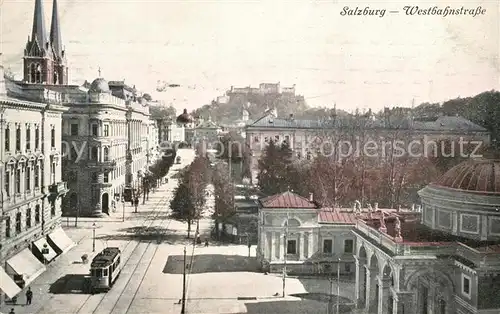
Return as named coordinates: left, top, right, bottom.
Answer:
left=374, top=202, right=379, bottom=211
left=309, top=193, right=313, bottom=202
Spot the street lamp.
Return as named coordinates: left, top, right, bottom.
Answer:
left=181, top=246, right=187, bottom=314
left=92, top=223, right=96, bottom=252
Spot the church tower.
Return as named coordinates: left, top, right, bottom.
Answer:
left=23, top=0, right=68, bottom=85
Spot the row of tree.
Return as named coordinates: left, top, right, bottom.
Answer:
left=257, top=138, right=493, bottom=209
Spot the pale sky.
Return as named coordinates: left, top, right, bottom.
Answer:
left=1, top=0, right=498, bottom=113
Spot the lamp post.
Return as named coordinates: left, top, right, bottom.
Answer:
left=122, top=199, right=125, bottom=222
left=282, top=212, right=289, bottom=298
left=181, top=246, right=187, bottom=314
left=336, top=258, right=341, bottom=313
left=92, top=223, right=96, bottom=252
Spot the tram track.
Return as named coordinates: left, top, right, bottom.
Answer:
left=70, top=191, right=173, bottom=314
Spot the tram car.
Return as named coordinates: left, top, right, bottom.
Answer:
left=89, top=247, right=122, bottom=293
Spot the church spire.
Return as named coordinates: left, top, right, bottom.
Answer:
left=31, top=0, right=48, bottom=48
left=50, top=0, right=63, bottom=58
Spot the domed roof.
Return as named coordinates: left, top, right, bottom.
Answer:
left=176, top=109, right=193, bottom=124
left=435, top=159, right=500, bottom=194
left=89, top=78, right=110, bottom=93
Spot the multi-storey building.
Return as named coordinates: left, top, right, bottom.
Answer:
left=0, top=0, right=75, bottom=302
left=245, top=109, right=491, bottom=184
left=59, top=78, right=152, bottom=217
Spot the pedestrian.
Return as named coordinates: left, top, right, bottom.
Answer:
left=26, top=287, right=33, bottom=305
left=205, top=239, right=209, bottom=247
left=9, top=308, right=15, bottom=314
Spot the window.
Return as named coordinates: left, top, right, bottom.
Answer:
left=50, top=162, right=55, bottom=184
left=70, top=123, right=79, bottom=136
left=16, top=127, right=21, bottom=151
left=26, top=208, right=31, bottom=228
left=51, top=129, right=55, bottom=148
left=26, top=127, right=31, bottom=150
left=345, top=263, right=351, bottom=272
left=462, top=274, right=471, bottom=297
left=92, top=124, right=98, bottom=136
left=5, top=126, right=10, bottom=151
left=70, top=148, right=78, bottom=162
left=286, top=239, right=297, bottom=255
left=254, top=136, right=259, bottom=143
left=264, top=137, right=269, bottom=143
left=51, top=203, right=56, bottom=216
left=438, top=299, right=446, bottom=314
left=26, top=166, right=31, bottom=191
left=104, top=172, right=109, bottom=183
left=306, top=151, right=312, bottom=160
left=103, top=269, right=108, bottom=276
left=5, top=170, right=10, bottom=197
left=103, top=147, right=109, bottom=161
left=35, top=128, right=39, bottom=149
left=103, top=125, right=109, bottom=136
left=15, top=212, right=21, bottom=233
left=91, top=147, right=98, bottom=160
left=92, top=173, right=98, bottom=183
left=344, top=239, right=354, bottom=253
left=421, top=286, right=429, bottom=314
left=34, top=164, right=40, bottom=188
left=15, top=168, right=21, bottom=194
left=35, top=205, right=40, bottom=224
left=96, top=269, right=103, bottom=277
left=323, top=239, right=333, bottom=254
left=5, top=217, right=11, bottom=238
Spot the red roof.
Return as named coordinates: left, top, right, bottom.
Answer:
left=318, top=209, right=358, bottom=224
left=260, top=191, right=317, bottom=209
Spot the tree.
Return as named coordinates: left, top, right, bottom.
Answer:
left=211, top=163, right=235, bottom=236
left=170, top=155, right=211, bottom=238
left=149, top=104, right=177, bottom=121
left=257, top=140, right=296, bottom=195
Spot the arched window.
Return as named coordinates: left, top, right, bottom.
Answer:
left=53, top=71, right=58, bottom=84
left=30, top=63, right=36, bottom=83
left=35, top=64, right=42, bottom=83
left=91, top=147, right=98, bottom=160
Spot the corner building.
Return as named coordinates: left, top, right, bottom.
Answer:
left=62, top=78, right=151, bottom=217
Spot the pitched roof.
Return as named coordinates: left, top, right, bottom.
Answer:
left=259, top=191, right=317, bottom=209
left=318, top=209, right=358, bottom=224
left=246, top=112, right=487, bottom=132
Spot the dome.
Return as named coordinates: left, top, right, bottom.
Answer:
left=176, top=109, right=193, bottom=124
left=89, top=78, right=110, bottom=93
left=434, top=159, right=500, bottom=194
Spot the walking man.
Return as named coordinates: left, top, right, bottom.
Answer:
left=26, top=287, right=33, bottom=305
left=9, top=308, right=15, bottom=314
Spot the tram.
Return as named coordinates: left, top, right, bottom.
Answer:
left=89, top=247, right=122, bottom=293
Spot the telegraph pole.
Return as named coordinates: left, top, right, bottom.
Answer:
left=336, top=258, right=341, bottom=313
left=181, top=246, right=187, bottom=314
left=282, top=211, right=289, bottom=298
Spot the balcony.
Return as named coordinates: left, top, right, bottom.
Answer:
left=49, top=181, right=69, bottom=196
left=87, top=159, right=117, bottom=170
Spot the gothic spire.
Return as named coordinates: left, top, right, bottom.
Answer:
left=31, top=0, right=48, bottom=49
left=50, top=0, right=63, bottom=58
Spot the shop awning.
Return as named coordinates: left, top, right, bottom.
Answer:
left=33, top=237, right=57, bottom=263
left=5, top=248, right=46, bottom=286
left=48, top=227, right=75, bottom=254
left=0, top=267, right=21, bottom=299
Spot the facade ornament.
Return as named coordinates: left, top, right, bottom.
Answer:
left=379, top=212, right=387, bottom=233
left=394, top=216, right=403, bottom=241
